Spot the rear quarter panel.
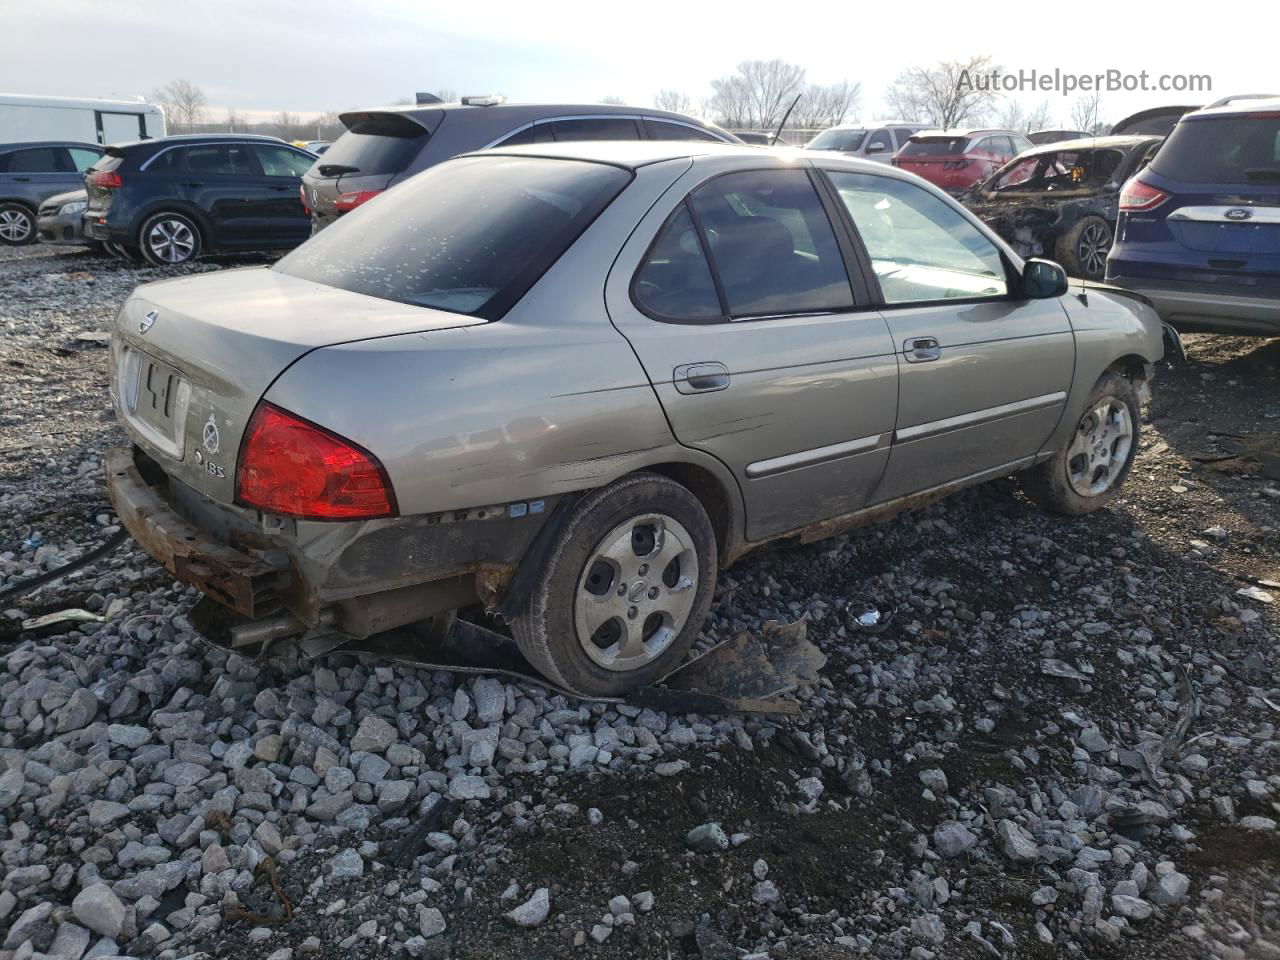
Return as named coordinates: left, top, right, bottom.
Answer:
left=264, top=157, right=720, bottom=518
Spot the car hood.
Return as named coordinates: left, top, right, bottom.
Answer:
left=110, top=266, right=485, bottom=503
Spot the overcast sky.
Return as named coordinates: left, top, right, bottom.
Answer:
left=7, top=0, right=1269, bottom=127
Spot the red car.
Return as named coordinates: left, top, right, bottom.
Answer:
left=893, top=128, right=1033, bottom=194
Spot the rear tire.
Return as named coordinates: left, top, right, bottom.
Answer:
left=138, top=211, right=202, bottom=266
left=1019, top=372, right=1139, bottom=515
left=1055, top=216, right=1112, bottom=281
left=510, top=473, right=718, bottom=696
left=0, top=203, right=36, bottom=245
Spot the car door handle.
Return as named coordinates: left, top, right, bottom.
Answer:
left=674, top=362, right=730, bottom=394
left=904, top=337, right=941, bottom=363
left=270, top=185, right=293, bottom=191
left=13, top=176, right=31, bottom=182
left=182, top=181, right=204, bottom=188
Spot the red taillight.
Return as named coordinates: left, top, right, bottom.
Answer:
left=299, top=184, right=310, bottom=214
left=91, top=171, right=122, bottom=189
left=236, top=404, right=396, bottom=520
left=333, top=189, right=383, bottom=212
left=1118, top=177, right=1168, bottom=212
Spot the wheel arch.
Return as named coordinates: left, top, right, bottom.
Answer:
left=638, top=459, right=744, bottom=563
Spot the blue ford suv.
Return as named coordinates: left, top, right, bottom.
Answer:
left=1106, top=96, right=1280, bottom=336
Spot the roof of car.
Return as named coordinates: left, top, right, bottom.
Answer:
left=105, top=134, right=298, bottom=153
left=1015, top=134, right=1163, bottom=155
left=821, top=121, right=922, bottom=130
left=1187, top=95, right=1280, bottom=118
left=475, top=140, right=933, bottom=175
left=910, top=128, right=1025, bottom=139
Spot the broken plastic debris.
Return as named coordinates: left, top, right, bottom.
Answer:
left=848, top=599, right=895, bottom=633
left=1236, top=585, right=1275, bottom=604
left=1040, top=659, right=1090, bottom=681
left=22, top=609, right=106, bottom=631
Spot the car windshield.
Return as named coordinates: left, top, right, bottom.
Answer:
left=806, top=129, right=866, bottom=151
left=275, top=155, right=630, bottom=320
left=899, top=137, right=970, bottom=157
left=1151, top=114, right=1280, bottom=183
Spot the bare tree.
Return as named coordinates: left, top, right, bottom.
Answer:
left=436, top=89, right=458, bottom=103
left=600, top=95, right=627, bottom=106
left=790, top=81, right=862, bottom=130
left=1070, top=92, right=1107, bottom=134
left=884, top=56, right=999, bottom=128
left=1024, top=100, right=1054, bottom=133
left=654, top=89, right=694, bottom=115
left=709, top=59, right=806, bottom=130
left=224, top=108, right=244, bottom=133
left=151, top=79, right=207, bottom=132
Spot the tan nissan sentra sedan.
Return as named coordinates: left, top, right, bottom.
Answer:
left=105, top=141, right=1169, bottom=696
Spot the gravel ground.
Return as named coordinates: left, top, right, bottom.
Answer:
left=1, top=242, right=1278, bottom=960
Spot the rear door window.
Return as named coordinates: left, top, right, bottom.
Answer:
left=866, top=129, right=893, bottom=152
left=274, top=155, right=630, bottom=320
left=1151, top=114, right=1280, bottom=183
left=548, top=118, right=642, bottom=141
left=3, top=147, right=70, bottom=173
left=689, top=169, right=854, bottom=318
left=644, top=119, right=722, bottom=142
left=68, top=148, right=102, bottom=172
left=495, top=124, right=556, bottom=146
left=179, top=144, right=256, bottom=176
left=633, top=205, right=722, bottom=321
left=828, top=171, right=1008, bottom=304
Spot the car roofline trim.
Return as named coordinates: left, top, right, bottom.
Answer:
left=139, top=140, right=314, bottom=171
left=478, top=114, right=732, bottom=150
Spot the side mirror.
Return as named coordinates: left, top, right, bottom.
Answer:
left=1022, top=258, right=1068, bottom=298
left=866, top=142, right=888, bottom=154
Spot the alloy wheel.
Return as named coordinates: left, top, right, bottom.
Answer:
left=573, top=512, right=698, bottom=672
left=146, top=217, right=196, bottom=263
left=0, top=208, right=33, bottom=243
left=1066, top=399, right=1133, bottom=497
left=1077, top=222, right=1111, bottom=278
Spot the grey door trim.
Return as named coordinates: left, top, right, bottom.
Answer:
left=745, top=432, right=886, bottom=478
left=895, top=390, right=1066, bottom=443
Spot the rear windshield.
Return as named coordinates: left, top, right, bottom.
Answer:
left=1151, top=114, right=1280, bottom=183
left=807, top=129, right=866, bottom=152
left=317, top=114, right=430, bottom=177
left=275, top=155, right=630, bottom=320
left=900, top=137, right=970, bottom=157
left=88, top=152, right=124, bottom=173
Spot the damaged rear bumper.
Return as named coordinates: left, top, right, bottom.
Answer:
left=105, top=446, right=286, bottom=618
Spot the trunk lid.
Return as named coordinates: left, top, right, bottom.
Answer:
left=110, top=266, right=485, bottom=503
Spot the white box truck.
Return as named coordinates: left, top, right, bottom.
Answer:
left=0, top=94, right=166, bottom=145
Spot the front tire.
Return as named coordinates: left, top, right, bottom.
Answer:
left=0, top=203, right=36, bottom=245
left=138, top=212, right=201, bottom=266
left=511, top=473, right=718, bottom=696
left=1019, top=371, right=1139, bottom=515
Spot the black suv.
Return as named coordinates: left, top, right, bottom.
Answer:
left=302, top=101, right=737, bottom=231
left=83, top=135, right=316, bottom=265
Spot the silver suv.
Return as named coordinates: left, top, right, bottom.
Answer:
left=301, top=101, right=738, bottom=231
left=805, top=123, right=924, bottom=163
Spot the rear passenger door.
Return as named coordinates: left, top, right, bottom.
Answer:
left=606, top=164, right=899, bottom=541
left=823, top=170, right=1074, bottom=501
left=251, top=144, right=314, bottom=244
left=0, top=146, right=81, bottom=207
left=173, top=143, right=262, bottom=245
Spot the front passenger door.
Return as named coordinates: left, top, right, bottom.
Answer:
left=825, top=170, right=1074, bottom=501
left=251, top=144, right=315, bottom=244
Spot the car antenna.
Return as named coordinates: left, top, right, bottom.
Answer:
left=771, top=94, right=802, bottom=146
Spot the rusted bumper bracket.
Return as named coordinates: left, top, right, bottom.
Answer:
left=104, top=447, right=284, bottom=618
